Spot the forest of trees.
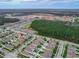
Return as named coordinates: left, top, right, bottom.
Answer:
left=0, top=16, right=19, bottom=25
left=31, top=19, right=79, bottom=44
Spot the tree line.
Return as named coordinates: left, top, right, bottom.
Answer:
left=0, top=16, right=19, bottom=25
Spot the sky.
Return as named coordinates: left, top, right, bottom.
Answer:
left=0, top=0, right=79, bottom=9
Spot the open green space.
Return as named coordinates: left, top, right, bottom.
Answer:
left=24, top=23, right=31, bottom=29
left=31, top=19, right=79, bottom=44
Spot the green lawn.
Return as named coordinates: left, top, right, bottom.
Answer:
left=24, top=24, right=31, bottom=29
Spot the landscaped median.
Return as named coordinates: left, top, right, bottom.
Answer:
left=62, top=44, right=68, bottom=58
left=51, top=42, right=59, bottom=58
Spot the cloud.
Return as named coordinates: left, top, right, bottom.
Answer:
left=0, top=0, right=79, bottom=3
left=47, top=0, right=79, bottom=3
left=0, top=0, right=11, bottom=2
left=0, top=0, right=38, bottom=2
left=12, top=0, right=38, bottom=2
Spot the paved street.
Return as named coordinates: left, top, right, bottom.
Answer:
left=55, top=41, right=65, bottom=58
